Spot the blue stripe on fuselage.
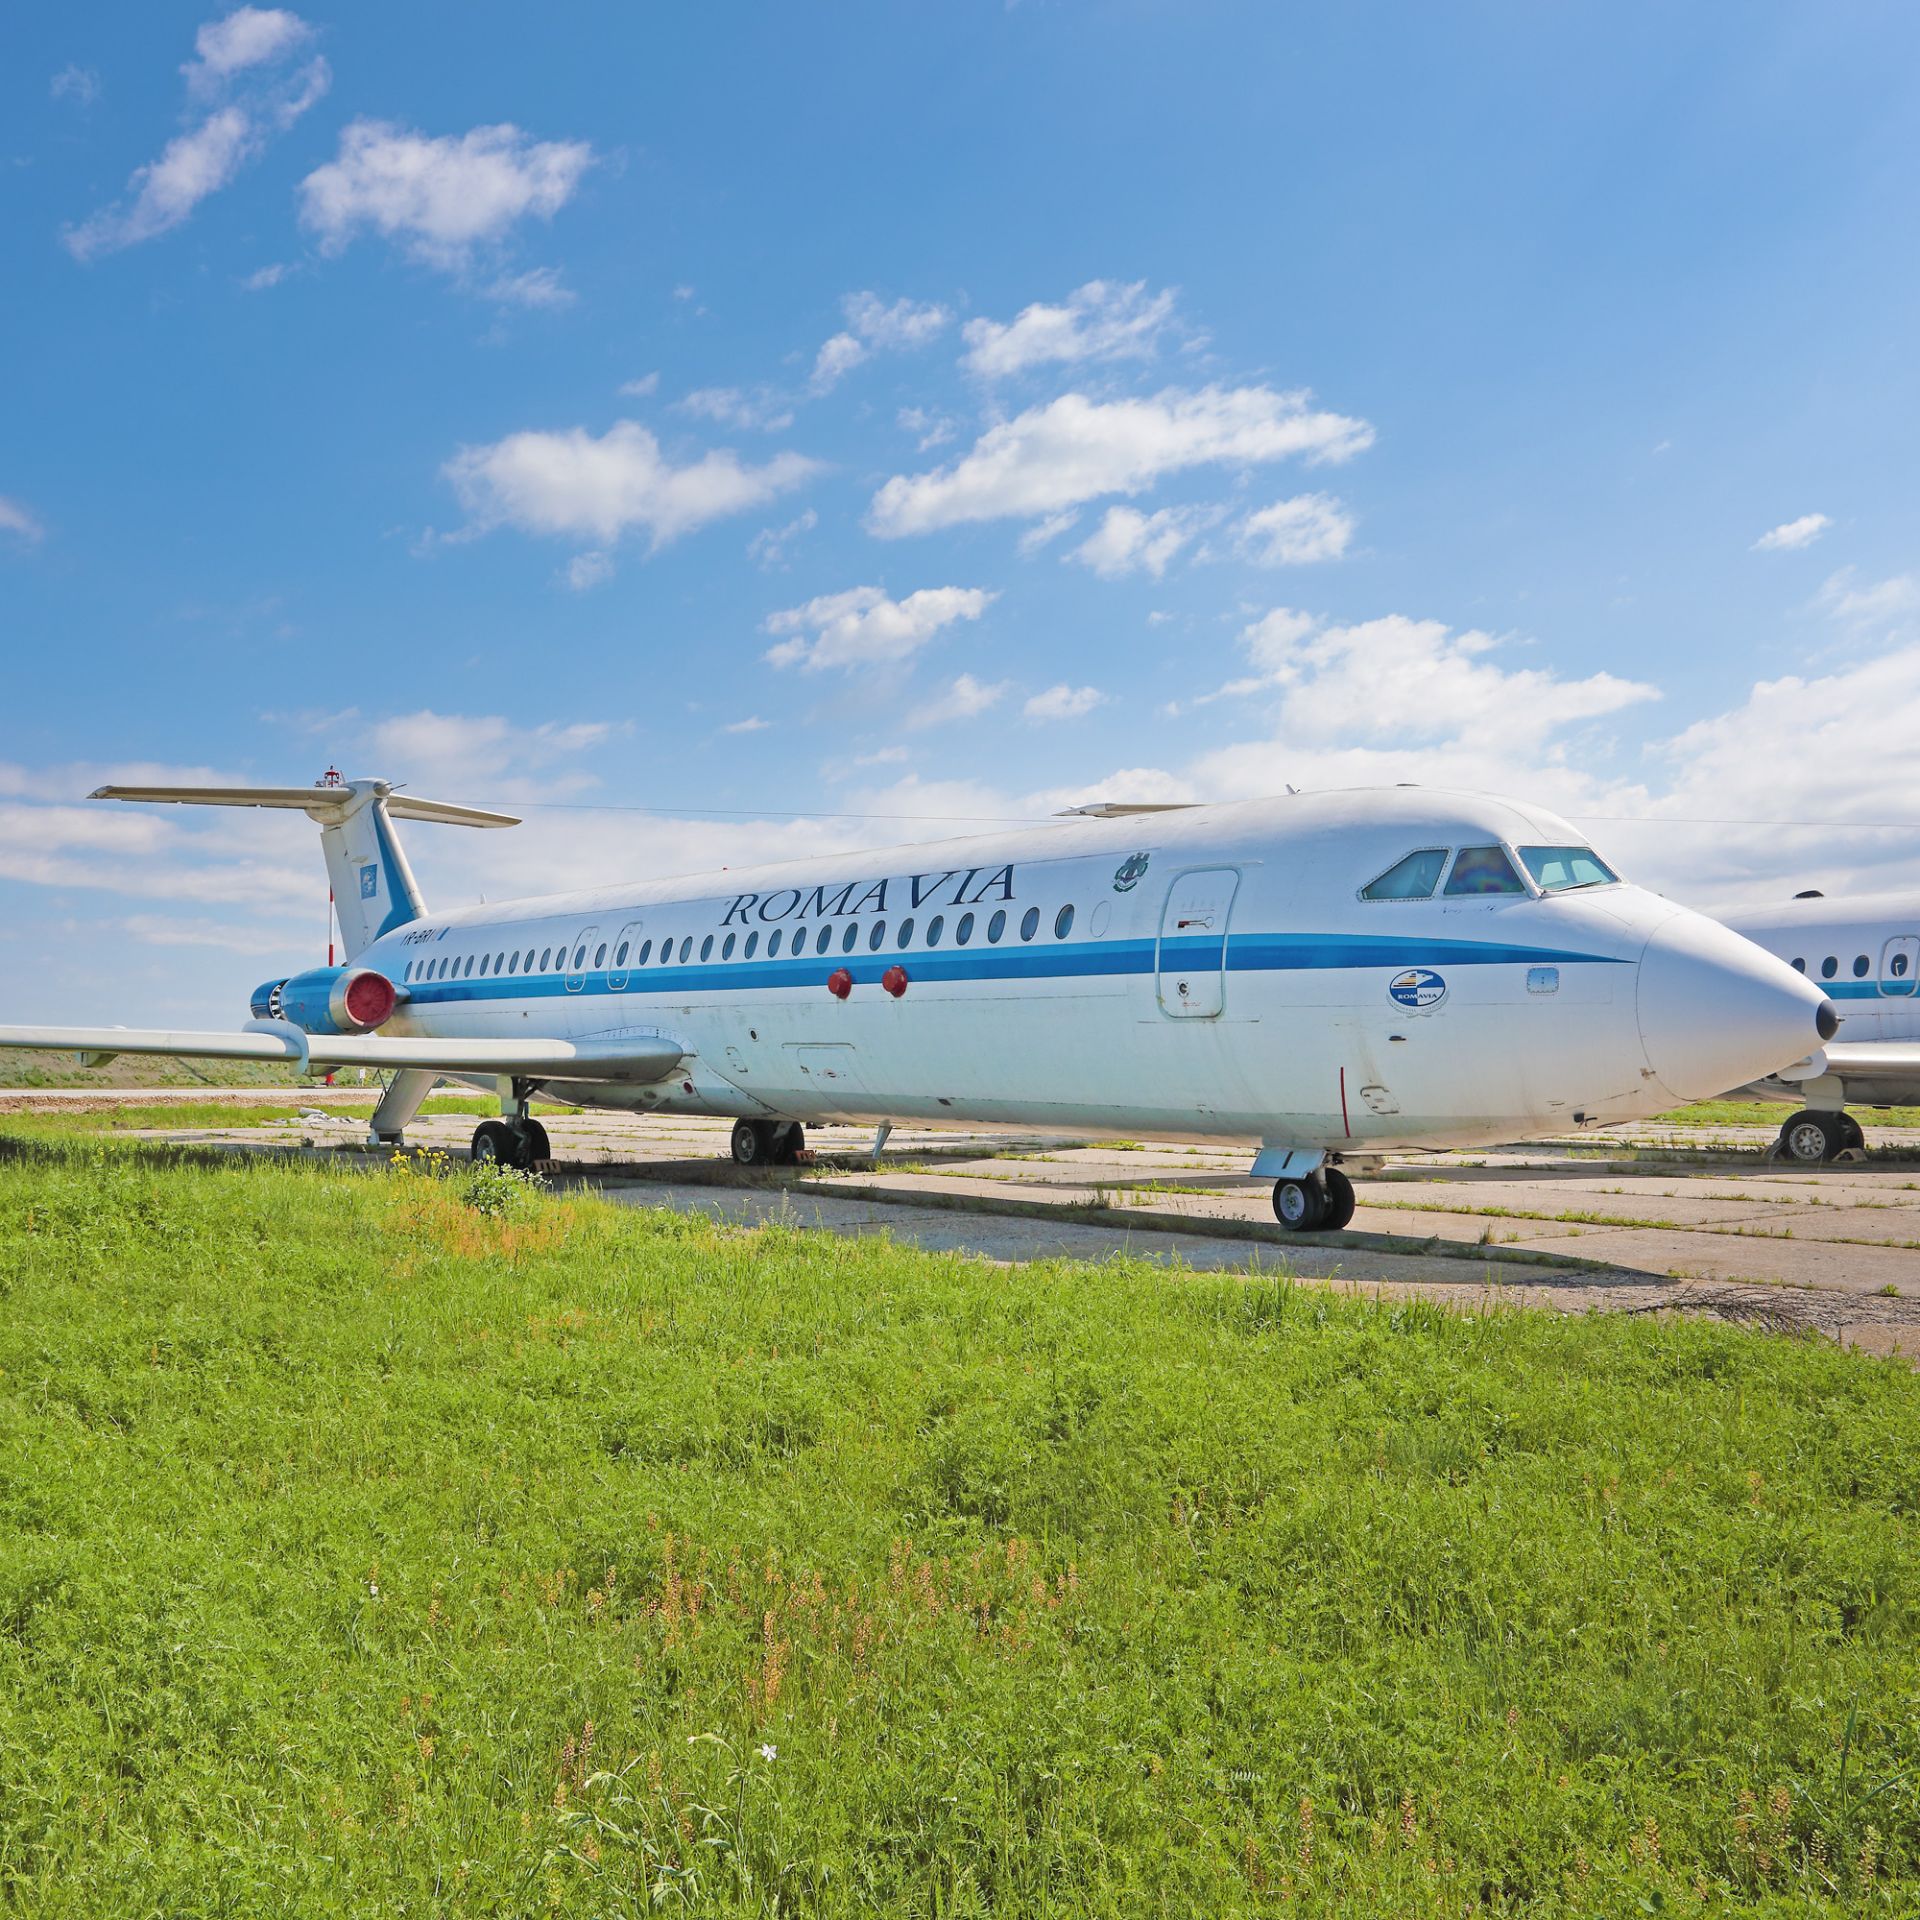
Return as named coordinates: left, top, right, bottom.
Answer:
left=389, top=931, right=1629, bottom=1009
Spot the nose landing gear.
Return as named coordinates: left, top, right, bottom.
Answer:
left=1271, top=1165, right=1357, bottom=1233
left=470, top=1116, right=551, bottom=1170
left=1774, top=1109, right=1865, bottom=1165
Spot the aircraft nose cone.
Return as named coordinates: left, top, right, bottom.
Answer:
left=1637, top=912, right=1834, bottom=1104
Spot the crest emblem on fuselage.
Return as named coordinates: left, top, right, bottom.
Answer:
left=1113, top=851, right=1151, bottom=893
left=358, top=863, right=378, bottom=899
left=1388, top=967, right=1448, bottom=1009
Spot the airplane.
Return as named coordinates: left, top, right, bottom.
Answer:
left=1717, top=889, right=1920, bottom=1162
left=0, top=776, right=1837, bottom=1232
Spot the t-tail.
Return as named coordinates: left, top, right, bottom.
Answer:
left=88, top=777, right=519, bottom=960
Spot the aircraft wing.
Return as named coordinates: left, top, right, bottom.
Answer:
left=0, top=1023, right=687, bottom=1083
left=1772, top=1043, right=1920, bottom=1082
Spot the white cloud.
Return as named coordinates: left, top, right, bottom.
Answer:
left=1236, top=493, right=1354, bottom=566
left=560, top=550, right=613, bottom=592
left=677, top=387, right=794, bottom=432
left=63, top=14, right=327, bottom=261
left=443, top=420, right=820, bottom=551
left=1239, top=606, right=1317, bottom=671
left=241, top=262, right=288, bottom=291
left=748, top=507, right=817, bottom=570
left=898, top=406, right=955, bottom=451
left=0, top=497, right=46, bottom=543
left=51, top=65, right=100, bottom=106
left=619, top=372, right=660, bottom=398
left=811, top=291, right=950, bottom=391
left=1752, top=512, right=1831, bottom=553
left=869, top=384, right=1373, bottom=537
left=1017, top=509, right=1080, bottom=555
left=961, top=279, right=1179, bottom=379
left=1024, top=684, right=1106, bottom=721
left=764, top=585, right=995, bottom=672
left=486, top=266, right=574, bottom=310
left=1068, top=504, right=1211, bottom=580
left=1815, top=568, right=1919, bottom=628
left=185, top=8, right=312, bottom=90
left=365, top=711, right=622, bottom=797
left=299, top=120, right=594, bottom=276
left=723, top=716, right=772, bottom=734
left=907, top=673, right=1010, bottom=730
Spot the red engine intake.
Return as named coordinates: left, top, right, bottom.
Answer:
left=340, top=969, right=397, bottom=1032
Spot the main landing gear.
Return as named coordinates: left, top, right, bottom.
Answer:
left=1774, top=1108, right=1866, bottom=1165
left=1271, top=1165, right=1357, bottom=1233
left=470, top=1116, right=551, bottom=1171
left=730, top=1118, right=806, bottom=1167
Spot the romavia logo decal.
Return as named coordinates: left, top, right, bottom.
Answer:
left=358, top=864, right=379, bottom=899
left=1112, top=852, right=1151, bottom=893
left=1387, top=967, right=1447, bottom=1009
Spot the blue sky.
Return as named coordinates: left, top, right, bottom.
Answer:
left=6, top=2, right=1920, bottom=1023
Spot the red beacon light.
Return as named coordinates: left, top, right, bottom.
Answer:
left=827, top=968, right=853, bottom=999
left=881, top=965, right=909, bottom=998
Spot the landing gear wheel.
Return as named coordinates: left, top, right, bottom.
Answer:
left=1272, top=1175, right=1329, bottom=1232
left=730, top=1119, right=777, bottom=1166
left=1839, top=1113, right=1866, bottom=1153
left=471, top=1120, right=515, bottom=1166
left=1319, top=1167, right=1357, bottom=1232
left=772, top=1122, right=806, bottom=1166
left=1777, top=1110, right=1842, bottom=1165
left=521, top=1118, right=552, bottom=1167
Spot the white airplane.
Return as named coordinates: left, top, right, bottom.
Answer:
left=0, top=777, right=1835, bottom=1231
left=1718, top=889, right=1920, bottom=1162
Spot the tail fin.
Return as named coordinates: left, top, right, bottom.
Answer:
left=90, top=778, right=520, bottom=961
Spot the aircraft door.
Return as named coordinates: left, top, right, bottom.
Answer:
left=1880, top=936, right=1919, bottom=997
left=1157, top=867, right=1240, bottom=1018
left=609, top=920, right=645, bottom=991
left=564, top=925, right=600, bottom=995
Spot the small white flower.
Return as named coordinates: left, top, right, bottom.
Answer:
left=758, top=1743, right=777, bottom=1762
left=368, top=1581, right=379, bottom=1598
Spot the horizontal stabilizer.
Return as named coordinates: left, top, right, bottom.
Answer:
left=0, top=1023, right=685, bottom=1084
left=89, top=784, right=520, bottom=828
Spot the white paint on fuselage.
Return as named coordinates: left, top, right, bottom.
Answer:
left=359, top=788, right=1831, bottom=1154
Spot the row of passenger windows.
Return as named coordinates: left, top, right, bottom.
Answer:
left=1791, top=952, right=1911, bottom=981
left=1360, top=843, right=1619, bottom=902
left=401, top=903, right=1078, bottom=984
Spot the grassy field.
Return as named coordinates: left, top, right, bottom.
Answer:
left=0, top=1139, right=1916, bottom=1914
left=1658, top=1100, right=1920, bottom=1130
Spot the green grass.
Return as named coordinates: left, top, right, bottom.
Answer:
left=0, top=1140, right=1916, bottom=1915
left=1656, top=1101, right=1920, bottom=1130
left=0, top=1096, right=578, bottom=1141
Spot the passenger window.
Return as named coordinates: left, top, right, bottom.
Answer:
left=723, top=932, right=736, bottom=959
left=463, top=956, right=474, bottom=977
left=868, top=921, right=887, bottom=951
left=525, top=950, right=535, bottom=972
left=592, top=944, right=604, bottom=967
left=615, top=942, right=629, bottom=965
left=897, top=917, right=915, bottom=948
left=539, top=949, right=550, bottom=971
left=1054, top=904, right=1074, bottom=939
left=927, top=914, right=945, bottom=947
left=956, top=912, right=974, bottom=946
left=744, top=931, right=758, bottom=958
left=508, top=952, right=520, bottom=974
left=792, top=926, right=806, bottom=953
left=815, top=927, right=832, bottom=955
left=988, top=909, right=1006, bottom=943
left=679, top=937, right=692, bottom=963
left=701, top=935, right=714, bottom=962
left=769, top=929, right=784, bottom=958
left=1361, top=848, right=1448, bottom=901
left=1854, top=954, right=1871, bottom=977
left=1894, top=952, right=1910, bottom=978
left=1443, top=846, right=1527, bottom=897
left=638, top=940, right=652, bottom=965
left=840, top=922, right=859, bottom=953
left=572, top=945, right=587, bottom=969
left=1790, top=957, right=1805, bottom=972
left=1021, top=907, right=1040, bottom=940
left=479, top=954, right=491, bottom=976
left=1820, top=956, right=1838, bottom=979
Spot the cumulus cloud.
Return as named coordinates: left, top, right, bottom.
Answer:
left=0, top=496, right=46, bottom=543
left=747, top=508, right=817, bottom=570
left=241, top=261, right=288, bottom=291
left=485, top=265, right=574, bottom=310
left=763, top=585, right=996, bottom=672
left=299, top=120, right=593, bottom=276
left=1752, top=512, right=1831, bottom=553
left=619, top=372, right=660, bottom=398
left=898, top=406, right=956, bottom=451
left=50, top=65, right=100, bottom=106
left=811, top=291, right=950, bottom=392
left=1815, top=568, right=1920, bottom=629
left=907, top=673, right=1010, bottom=730
left=443, top=420, right=820, bottom=552
left=961, top=280, right=1179, bottom=379
left=560, top=550, right=613, bottom=592
left=1240, top=606, right=1317, bottom=671
left=868, top=384, right=1372, bottom=537
left=1236, top=492, right=1354, bottom=566
left=1024, top=684, right=1106, bottom=721
left=63, top=11, right=327, bottom=261
left=677, top=386, right=794, bottom=433
left=1068, top=504, right=1213, bottom=580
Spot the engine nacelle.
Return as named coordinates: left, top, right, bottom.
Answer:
left=249, top=966, right=397, bottom=1035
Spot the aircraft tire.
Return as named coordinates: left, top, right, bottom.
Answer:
left=1320, top=1166, right=1357, bottom=1231
left=471, top=1120, right=515, bottom=1165
left=730, top=1119, right=776, bottom=1166
left=1272, top=1176, right=1328, bottom=1232
left=774, top=1121, right=806, bottom=1164
left=521, top=1119, right=552, bottom=1166
left=1839, top=1112, right=1866, bottom=1153
left=1777, top=1110, right=1841, bottom=1165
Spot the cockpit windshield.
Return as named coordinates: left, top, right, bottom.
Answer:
left=1518, top=845, right=1619, bottom=893
left=1443, top=846, right=1528, bottom=896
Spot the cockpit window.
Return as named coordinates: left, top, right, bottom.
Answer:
left=1360, top=849, right=1448, bottom=901
left=1443, top=845, right=1528, bottom=896
left=1517, top=845, right=1619, bottom=893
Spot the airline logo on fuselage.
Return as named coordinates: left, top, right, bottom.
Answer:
left=720, top=864, right=1018, bottom=928
left=1388, top=967, right=1448, bottom=1009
